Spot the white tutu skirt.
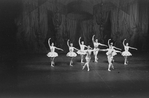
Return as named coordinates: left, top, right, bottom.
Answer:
left=106, top=51, right=117, bottom=56
left=122, top=51, right=132, bottom=56
left=77, top=50, right=86, bottom=55
left=47, top=52, right=58, bottom=57
left=93, top=48, right=99, bottom=54
left=106, top=51, right=111, bottom=55
left=66, top=52, right=77, bottom=57
left=112, top=51, right=117, bottom=56
left=94, top=48, right=99, bottom=51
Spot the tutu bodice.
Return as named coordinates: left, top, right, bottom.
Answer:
left=50, top=46, right=55, bottom=52
left=80, top=44, right=85, bottom=50
left=93, top=42, right=99, bottom=48
left=124, top=46, right=129, bottom=51
left=69, top=47, right=74, bottom=52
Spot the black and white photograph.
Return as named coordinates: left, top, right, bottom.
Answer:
left=0, top=0, right=149, bottom=98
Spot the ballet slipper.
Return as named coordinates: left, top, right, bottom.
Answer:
left=95, top=60, right=98, bottom=62
left=82, top=66, right=85, bottom=70
left=112, top=59, right=114, bottom=63
left=51, top=64, right=54, bottom=67
left=81, top=61, right=84, bottom=63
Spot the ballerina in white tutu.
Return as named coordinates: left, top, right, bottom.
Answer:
left=77, top=37, right=87, bottom=63
left=107, top=39, right=121, bottom=62
left=66, top=39, right=79, bottom=66
left=92, top=35, right=107, bottom=62
left=100, top=39, right=121, bottom=71
left=82, top=46, right=94, bottom=71
left=122, top=39, right=137, bottom=65
left=47, top=38, right=63, bottom=67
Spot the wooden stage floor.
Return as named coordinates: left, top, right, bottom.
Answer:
left=0, top=52, right=149, bottom=98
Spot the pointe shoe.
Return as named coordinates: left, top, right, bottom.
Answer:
left=82, top=66, right=85, bottom=70
left=81, top=61, right=84, bottom=63
left=51, top=64, right=54, bottom=67
left=95, top=60, right=98, bottom=62
left=126, top=61, right=128, bottom=64
left=112, top=65, right=114, bottom=69
left=108, top=69, right=111, bottom=71
left=87, top=69, right=90, bottom=71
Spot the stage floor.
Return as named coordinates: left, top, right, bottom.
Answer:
left=1, top=52, right=149, bottom=98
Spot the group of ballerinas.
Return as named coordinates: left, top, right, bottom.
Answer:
left=47, top=35, right=137, bottom=71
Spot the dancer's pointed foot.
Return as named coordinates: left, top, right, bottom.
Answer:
left=112, top=65, right=114, bottom=69
left=82, top=66, right=85, bottom=70
left=124, top=63, right=127, bottom=65
left=87, top=69, right=90, bottom=71
left=108, top=69, right=111, bottom=71
left=51, top=64, right=54, bottom=67
left=126, top=61, right=128, bottom=64
left=112, top=59, right=114, bottom=63
left=81, top=61, right=84, bottom=63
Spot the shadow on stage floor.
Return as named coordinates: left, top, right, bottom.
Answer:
left=0, top=52, right=149, bottom=98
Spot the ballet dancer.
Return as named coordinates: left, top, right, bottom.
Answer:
left=77, top=37, right=87, bottom=63
left=47, top=38, right=63, bottom=67
left=92, top=35, right=107, bottom=62
left=107, top=39, right=121, bottom=62
left=82, top=46, right=94, bottom=71
left=122, top=39, right=137, bottom=65
left=100, top=39, right=121, bottom=71
left=66, top=39, right=79, bottom=66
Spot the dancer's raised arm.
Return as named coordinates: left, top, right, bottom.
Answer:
left=113, top=46, right=121, bottom=50
left=48, top=38, right=51, bottom=47
left=98, top=43, right=108, bottom=47
left=92, top=35, right=95, bottom=43
left=78, top=37, right=81, bottom=46
left=108, top=39, right=111, bottom=47
left=67, top=39, right=70, bottom=47
left=123, top=39, right=126, bottom=47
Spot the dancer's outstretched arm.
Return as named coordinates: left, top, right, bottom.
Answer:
left=113, top=46, right=121, bottom=50
left=84, top=45, right=88, bottom=48
left=129, top=46, right=137, bottom=50
left=98, top=42, right=108, bottom=47
left=67, top=39, right=70, bottom=47
left=48, top=38, right=51, bottom=48
left=100, top=48, right=108, bottom=51
left=74, top=47, right=79, bottom=51
left=114, top=50, right=121, bottom=53
left=55, top=47, right=63, bottom=51
left=92, top=35, right=95, bottom=43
